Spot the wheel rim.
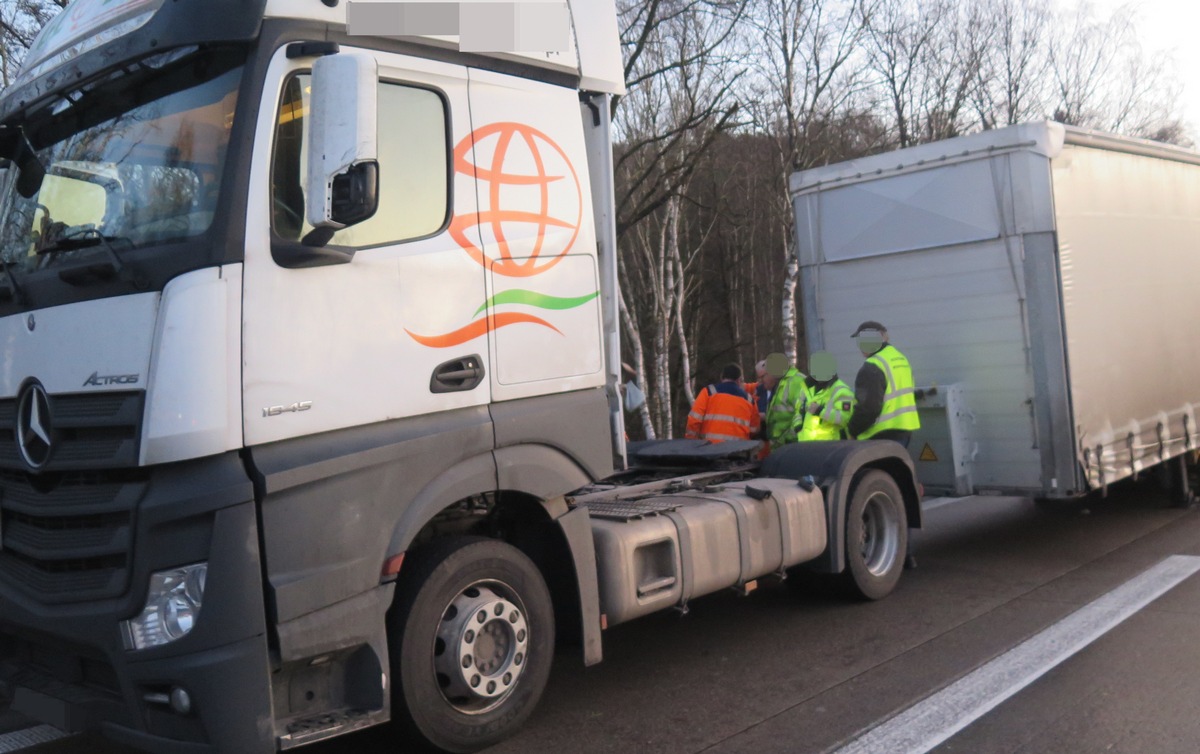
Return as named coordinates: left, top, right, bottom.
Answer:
left=433, top=581, right=530, bottom=714
left=860, top=490, right=900, bottom=576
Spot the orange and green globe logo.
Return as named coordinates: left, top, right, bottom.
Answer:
left=449, top=121, right=583, bottom=276
left=407, top=122, right=598, bottom=348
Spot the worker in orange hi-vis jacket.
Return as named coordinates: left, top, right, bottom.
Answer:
left=685, top=363, right=761, bottom=443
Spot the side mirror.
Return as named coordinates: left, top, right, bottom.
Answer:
left=0, top=126, right=45, bottom=199
left=304, top=52, right=379, bottom=247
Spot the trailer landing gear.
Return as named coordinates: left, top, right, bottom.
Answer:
left=1169, top=454, right=1197, bottom=509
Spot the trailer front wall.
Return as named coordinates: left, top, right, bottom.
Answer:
left=796, top=156, right=1054, bottom=494
left=1051, top=143, right=1200, bottom=487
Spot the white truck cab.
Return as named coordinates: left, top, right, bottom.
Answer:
left=0, top=2, right=917, bottom=752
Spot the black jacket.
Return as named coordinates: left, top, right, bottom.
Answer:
left=846, top=346, right=888, bottom=438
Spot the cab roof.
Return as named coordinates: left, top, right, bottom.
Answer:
left=263, top=0, right=625, bottom=95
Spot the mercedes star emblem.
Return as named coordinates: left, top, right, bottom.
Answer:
left=16, top=383, right=52, bottom=469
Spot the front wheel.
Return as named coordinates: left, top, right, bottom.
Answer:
left=842, top=470, right=907, bottom=600
left=387, top=537, right=554, bottom=753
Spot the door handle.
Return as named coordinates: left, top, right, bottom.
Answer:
left=430, top=355, right=485, bottom=393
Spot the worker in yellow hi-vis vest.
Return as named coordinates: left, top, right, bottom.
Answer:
left=792, top=351, right=855, bottom=441
left=847, top=321, right=920, bottom=570
left=763, top=352, right=807, bottom=453
left=846, top=321, right=920, bottom=446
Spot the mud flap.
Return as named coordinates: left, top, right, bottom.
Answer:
left=556, top=506, right=603, bottom=666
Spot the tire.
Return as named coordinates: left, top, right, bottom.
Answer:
left=387, top=537, right=554, bottom=753
left=842, top=470, right=907, bottom=600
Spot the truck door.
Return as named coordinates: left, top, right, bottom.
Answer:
left=243, top=47, right=491, bottom=446
left=463, top=68, right=605, bottom=403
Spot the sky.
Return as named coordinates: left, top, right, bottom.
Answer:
left=1090, top=0, right=1200, bottom=138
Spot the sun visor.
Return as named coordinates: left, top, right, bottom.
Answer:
left=2, top=0, right=268, bottom=121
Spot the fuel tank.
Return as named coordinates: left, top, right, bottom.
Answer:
left=584, top=478, right=827, bottom=626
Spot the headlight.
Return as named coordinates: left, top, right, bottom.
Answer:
left=121, top=563, right=208, bottom=650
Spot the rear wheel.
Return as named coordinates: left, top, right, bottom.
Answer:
left=387, top=537, right=554, bottom=753
left=842, top=470, right=907, bottom=600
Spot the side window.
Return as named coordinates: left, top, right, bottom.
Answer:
left=271, top=73, right=450, bottom=248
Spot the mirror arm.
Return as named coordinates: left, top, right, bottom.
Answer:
left=270, top=239, right=355, bottom=268
left=301, top=227, right=337, bottom=247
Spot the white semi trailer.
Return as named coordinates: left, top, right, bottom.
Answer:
left=791, top=121, right=1200, bottom=502
left=0, top=2, right=916, bottom=752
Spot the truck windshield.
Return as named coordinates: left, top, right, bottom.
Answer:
left=0, top=47, right=244, bottom=268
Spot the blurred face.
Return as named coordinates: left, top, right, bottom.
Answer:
left=857, top=331, right=885, bottom=356
left=809, top=351, right=837, bottom=381
left=765, top=353, right=791, bottom=378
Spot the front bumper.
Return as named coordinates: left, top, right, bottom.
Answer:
left=8, top=632, right=271, bottom=754
left=0, top=452, right=274, bottom=753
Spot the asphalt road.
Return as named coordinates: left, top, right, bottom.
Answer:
left=5, top=480, right=1200, bottom=753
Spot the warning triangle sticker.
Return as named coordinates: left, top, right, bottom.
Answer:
left=918, top=443, right=938, bottom=462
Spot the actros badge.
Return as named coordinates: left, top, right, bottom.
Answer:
left=83, top=371, right=140, bottom=387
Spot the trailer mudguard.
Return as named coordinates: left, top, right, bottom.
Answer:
left=760, top=440, right=920, bottom=574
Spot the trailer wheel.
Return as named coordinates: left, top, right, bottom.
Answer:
left=387, top=537, right=554, bottom=753
left=843, top=470, right=907, bottom=600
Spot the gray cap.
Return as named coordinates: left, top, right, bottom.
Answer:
left=851, top=320, right=887, bottom=337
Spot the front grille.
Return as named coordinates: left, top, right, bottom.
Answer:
left=4, top=510, right=131, bottom=552
left=0, top=466, right=148, bottom=603
left=0, top=389, right=144, bottom=602
left=0, top=391, right=142, bottom=471
left=0, top=550, right=126, bottom=596
left=52, top=394, right=133, bottom=421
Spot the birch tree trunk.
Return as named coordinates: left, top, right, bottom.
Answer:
left=780, top=232, right=800, bottom=364
left=668, top=199, right=695, bottom=408
left=651, top=197, right=678, bottom=437
left=617, top=269, right=656, bottom=440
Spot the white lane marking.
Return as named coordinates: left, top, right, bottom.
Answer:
left=0, top=724, right=69, bottom=752
left=834, top=554, right=1200, bottom=754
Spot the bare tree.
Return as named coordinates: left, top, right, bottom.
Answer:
left=973, top=0, right=1052, bottom=129
left=614, top=0, right=745, bottom=437
left=860, top=0, right=948, bottom=148
left=615, top=0, right=745, bottom=236
left=1048, top=2, right=1120, bottom=127
left=0, top=0, right=70, bottom=88
left=915, top=0, right=992, bottom=141
left=744, top=0, right=871, bottom=363
left=1047, top=2, right=1185, bottom=141
left=616, top=260, right=657, bottom=439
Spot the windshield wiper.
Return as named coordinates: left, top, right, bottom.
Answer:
left=37, top=228, right=132, bottom=285
left=0, top=259, right=27, bottom=304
